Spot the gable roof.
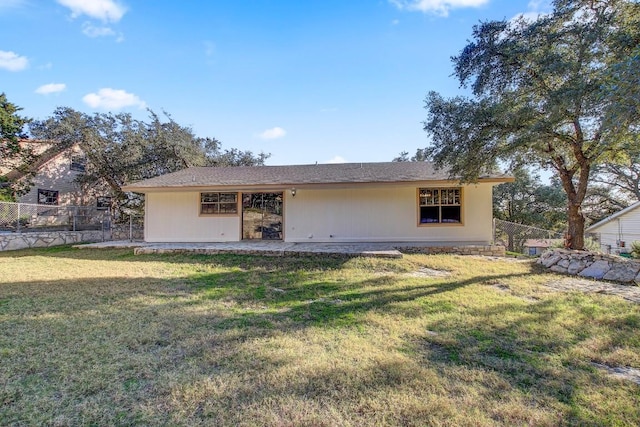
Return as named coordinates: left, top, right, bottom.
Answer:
left=586, top=200, right=640, bottom=232
left=122, top=162, right=513, bottom=192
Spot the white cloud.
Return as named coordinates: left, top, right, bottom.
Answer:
left=82, top=88, right=146, bottom=110
left=258, top=127, right=287, bottom=140
left=0, top=50, right=28, bottom=71
left=82, top=22, right=115, bottom=37
left=326, top=156, right=346, bottom=164
left=389, top=0, right=488, bottom=16
left=511, top=0, right=551, bottom=22
left=57, top=0, right=126, bottom=23
left=35, top=83, right=67, bottom=95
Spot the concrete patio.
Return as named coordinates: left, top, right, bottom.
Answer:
left=75, top=240, right=506, bottom=259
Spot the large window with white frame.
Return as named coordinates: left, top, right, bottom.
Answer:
left=418, top=187, right=462, bottom=225
left=200, top=192, right=238, bottom=215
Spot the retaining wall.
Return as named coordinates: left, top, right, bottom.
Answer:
left=0, top=230, right=105, bottom=251
left=538, top=249, right=640, bottom=284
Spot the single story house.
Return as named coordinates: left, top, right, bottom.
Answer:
left=523, top=239, right=563, bottom=256
left=586, top=201, right=640, bottom=255
left=122, top=162, right=513, bottom=244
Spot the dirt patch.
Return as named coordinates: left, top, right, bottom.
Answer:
left=592, top=363, right=640, bottom=385
left=405, top=267, right=452, bottom=278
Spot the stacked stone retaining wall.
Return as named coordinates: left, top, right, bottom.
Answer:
left=0, top=230, right=106, bottom=251
left=539, top=249, right=640, bottom=284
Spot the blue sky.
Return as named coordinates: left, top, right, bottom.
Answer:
left=1, top=0, right=550, bottom=165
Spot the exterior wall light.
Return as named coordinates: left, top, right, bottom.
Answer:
left=291, top=188, right=297, bottom=197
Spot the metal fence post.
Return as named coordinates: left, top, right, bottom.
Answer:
left=16, top=203, right=20, bottom=233
left=129, top=214, right=133, bottom=242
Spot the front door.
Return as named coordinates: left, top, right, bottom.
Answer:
left=242, top=193, right=283, bottom=240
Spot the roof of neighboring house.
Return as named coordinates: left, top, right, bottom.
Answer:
left=1, top=139, right=78, bottom=181
left=122, top=162, right=513, bottom=192
left=586, top=200, right=640, bottom=232
left=523, top=239, right=563, bottom=248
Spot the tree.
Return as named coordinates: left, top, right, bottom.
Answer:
left=423, top=0, right=640, bottom=249
left=392, top=148, right=428, bottom=162
left=0, top=93, right=33, bottom=199
left=29, top=107, right=269, bottom=215
left=591, top=138, right=640, bottom=202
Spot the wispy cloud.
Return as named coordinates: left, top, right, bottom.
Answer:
left=389, top=0, right=489, bottom=16
left=81, top=22, right=124, bottom=40
left=511, top=0, right=552, bottom=22
left=57, top=0, right=126, bottom=23
left=35, top=83, right=67, bottom=95
left=326, top=155, right=346, bottom=164
left=0, top=50, right=28, bottom=71
left=257, top=127, right=287, bottom=140
left=0, top=0, right=27, bottom=13
left=82, top=88, right=146, bottom=110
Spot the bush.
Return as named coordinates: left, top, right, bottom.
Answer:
left=631, top=241, right=640, bottom=258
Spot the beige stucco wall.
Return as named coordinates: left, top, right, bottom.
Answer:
left=145, top=192, right=240, bottom=242
left=143, top=183, right=496, bottom=244
left=284, top=183, right=494, bottom=243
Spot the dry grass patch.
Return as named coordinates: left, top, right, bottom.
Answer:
left=0, top=246, right=638, bottom=426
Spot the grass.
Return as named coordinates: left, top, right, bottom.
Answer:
left=0, top=246, right=639, bottom=426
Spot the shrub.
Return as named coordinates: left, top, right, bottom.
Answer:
left=631, top=241, right=640, bottom=258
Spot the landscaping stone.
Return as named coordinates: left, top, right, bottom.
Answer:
left=0, top=231, right=104, bottom=252
left=603, top=262, right=640, bottom=283
left=579, top=260, right=611, bottom=279
left=539, top=248, right=640, bottom=285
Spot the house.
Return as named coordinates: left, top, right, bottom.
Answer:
left=1, top=140, right=111, bottom=210
left=122, top=162, right=512, bottom=244
left=586, top=201, right=640, bottom=254
left=523, top=239, right=563, bottom=256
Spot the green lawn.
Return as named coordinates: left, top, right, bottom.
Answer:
left=1, top=246, right=639, bottom=426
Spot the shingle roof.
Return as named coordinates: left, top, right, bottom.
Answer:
left=122, top=161, right=512, bottom=192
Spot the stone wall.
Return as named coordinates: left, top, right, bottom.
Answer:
left=399, top=244, right=506, bottom=257
left=538, top=249, right=640, bottom=284
left=0, top=230, right=105, bottom=251
left=110, top=224, right=144, bottom=241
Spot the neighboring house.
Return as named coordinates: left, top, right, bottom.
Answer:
left=122, top=162, right=512, bottom=244
left=523, top=239, right=563, bottom=256
left=1, top=140, right=111, bottom=210
left=586, top=201, right=640, bottom=254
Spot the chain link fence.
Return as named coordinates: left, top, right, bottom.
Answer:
left=0, top=201, right=110, bottom=233
left=493, top=219, right=564, bottom=253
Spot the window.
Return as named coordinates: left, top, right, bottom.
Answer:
left=38, top=189, right=59, bottom=206
left=70, top=155, right=87, bottom=172
left=200, top=192, right=238, bottom=215
left=96, top=196, right=112, bottom=210
left=418, top=188, right=462, bottom=225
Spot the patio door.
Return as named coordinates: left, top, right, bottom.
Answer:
left=242, top=193, right=283, bottom=240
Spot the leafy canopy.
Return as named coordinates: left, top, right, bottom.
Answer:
left=423, top=0, right=640, bottom=249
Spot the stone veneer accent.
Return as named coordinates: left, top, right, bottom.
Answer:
left=399, top=244, right=506, bottom=257
left=538, top=249, right=640, bottom=284
left=0, top=230, right=105, bottom=251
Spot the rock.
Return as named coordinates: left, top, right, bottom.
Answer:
left=579, top=260, right=611, bottom=280
left=550, top=265, right=568, bottom=274
left=558, top=258, right=571, bottom=268
left=567, top=259, right=586, bottom=275
left=603, top=262, right=640, bottom=283
left=541, top=254, right=563, bottom=268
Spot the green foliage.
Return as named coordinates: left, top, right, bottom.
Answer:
left=422, top=0, right=640, bottom=250
left=493, top=166, right=566, bottom=231
left=631, top=241, right=640, bottom=258
left=0, top=93, right=34, bottom=179
left=29, top=108, right=270, bottom=216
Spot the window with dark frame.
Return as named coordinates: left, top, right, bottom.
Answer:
left=200, top=192, right=238, bottom=215
left=38, top=189, right=59, bottom=206
left=70, top=155, right=87, bottom=172
left=418, top=188, right=461, bottom=224
left=96, top=196, right=112, bottom=210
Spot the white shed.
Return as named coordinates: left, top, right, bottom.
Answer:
left=586, top=201, right=640, bottom=255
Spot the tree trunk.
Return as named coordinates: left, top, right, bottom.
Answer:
left=565, top=202, right=585, bottom=250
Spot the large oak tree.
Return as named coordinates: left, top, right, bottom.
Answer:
left=423, top=0, right=639, bottom=249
